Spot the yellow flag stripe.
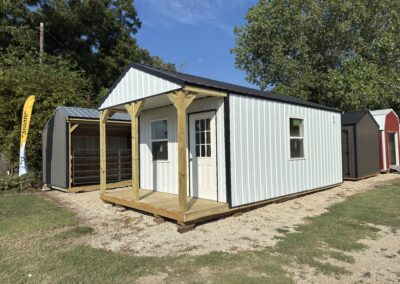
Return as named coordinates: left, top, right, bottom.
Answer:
left=20, top=95, right=35, bottom=147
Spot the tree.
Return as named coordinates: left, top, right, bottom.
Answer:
left=0, top=48, right=93, bottom=173
left=0, top=0, right=175, bottom=100
left=233, top=0, right=400, bottom=112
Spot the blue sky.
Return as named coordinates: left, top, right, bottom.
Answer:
left=135, top=0, right=258, bottom=89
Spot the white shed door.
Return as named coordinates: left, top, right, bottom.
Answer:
left=189, top=111, right=217, bottom=201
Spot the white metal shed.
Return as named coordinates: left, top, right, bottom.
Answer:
left=98, top=63, right=342, bottom=225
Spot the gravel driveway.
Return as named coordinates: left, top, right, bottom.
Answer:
left=44, top=173, right=400, bottom=257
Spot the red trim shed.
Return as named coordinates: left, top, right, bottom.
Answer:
left=370, top=109, right=400, bottom=172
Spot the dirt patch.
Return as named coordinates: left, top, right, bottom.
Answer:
left=44, top=173, right=400, bottom=257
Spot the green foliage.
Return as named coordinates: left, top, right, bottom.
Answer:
left=0, top=48, right=92, bottom=171
left=0, top=1, right=175, bottom=174
left=233, top=0, right=400, bottom=112
left=1, top=0, right=175, bottom=98
left=0, top=174, right=35, bottom=193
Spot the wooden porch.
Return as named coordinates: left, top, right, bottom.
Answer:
left=99, top=86, right=229, bottom=228
left=101, top=188, right=230, bottom=224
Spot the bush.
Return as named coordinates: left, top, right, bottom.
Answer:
left=0, top=174, right=36, bottom=193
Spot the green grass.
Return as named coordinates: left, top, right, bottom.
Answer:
left=50, top=226, right=93, bottom=240
left=0, top=181, right=399, bottom=283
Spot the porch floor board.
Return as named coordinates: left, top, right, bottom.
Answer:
left=101, top=188, right=230, bottom=223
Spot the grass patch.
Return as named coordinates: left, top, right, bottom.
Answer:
left=0, top=181, right=399, bottom=283
left=0, top=195, right=75, bottom=236
left=52, top=226, right=93, bottom=240
left=273, top=182, right=400, bottom=275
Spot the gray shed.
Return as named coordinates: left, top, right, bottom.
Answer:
left=42, top=106, right=132, bottom=192
left=341, top=111, right=380, bottom=180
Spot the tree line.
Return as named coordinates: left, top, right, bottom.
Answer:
left=2, top=0, right=400, bottom=175
left=233, top=0, right=400, bottom=113
left=0, top=0, right=174, bottom=173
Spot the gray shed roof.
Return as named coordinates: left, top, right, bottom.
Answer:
left=342, top=110, right=379, bottom=128
left=58, top=106, right=130, bottom=121
left=342, top=110, right=369, bottom=125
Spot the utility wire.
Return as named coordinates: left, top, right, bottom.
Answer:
left=44, top=29, right=92, bottom=70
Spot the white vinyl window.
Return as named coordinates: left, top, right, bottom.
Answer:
left=151, top=119, right=168, bottom=161
left=289, top=118, right=304, bottom=159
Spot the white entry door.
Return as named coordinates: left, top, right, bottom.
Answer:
left=189, top=111, right=217, bottom=201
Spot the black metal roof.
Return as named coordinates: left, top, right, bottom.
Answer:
left=342, top=110, right=374, bottom=126
left=100, top=63, right=340, bottom=113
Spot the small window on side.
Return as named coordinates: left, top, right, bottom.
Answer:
left=151, top=120, right=168, bottom=161
left=289, top=118, right=304, bottom=159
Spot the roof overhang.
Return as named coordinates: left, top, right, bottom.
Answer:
left=98, top=64, right=228, bottom=112
left=99, top=63, right=339, bottom=113
left=370, top=109, right=397, bottom=130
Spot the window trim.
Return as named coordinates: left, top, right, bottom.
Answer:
left=288, top=116, right=305, bottom=160
left=150, top=118, right=169, bottom=162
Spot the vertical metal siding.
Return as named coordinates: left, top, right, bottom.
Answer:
left=354, top=115, right=380, bottom=178
left=139, top=97, right=226, bottom=202
left=42, top=109, right=68, bottom=188
left=99, top=68, right=181, bottom=109
left=229, top=94, right=342, bottom=207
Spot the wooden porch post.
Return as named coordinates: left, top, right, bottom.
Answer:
left=99, top=110, right=110, bottom=194
left=124, top=101, right=144, bottom=201
left=68, top=123, right=79, bottom=191
left=168, top=90, right=196, bottom=212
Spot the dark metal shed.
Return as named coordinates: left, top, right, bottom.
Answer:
left=341, top=111, right=380, bottom=180
left=42, top=106, right=132, bottom=192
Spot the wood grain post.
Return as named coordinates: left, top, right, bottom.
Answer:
left=168, top=90, right=196, bottom=213
left=99, top=110, right=109, bottom=194
left=124, top=101, right=144, bottom=201
left=68, top=123, right=79, bottom=192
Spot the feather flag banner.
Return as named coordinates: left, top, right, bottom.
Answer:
left=19, top=95, right=35, bottom=177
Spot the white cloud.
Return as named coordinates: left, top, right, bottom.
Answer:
left=139, top=0, right=252, bottom=33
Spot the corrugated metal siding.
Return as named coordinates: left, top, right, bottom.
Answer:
left=99, top=68, right=181, bottom=109
left=355, top=115, right=380, bottom=178
left=58, top=106, right=130, bottom=121
left=139, top=97, right=226, bottom=202
left=42, top=109, right=68, bottom=188
left=229, top=94, right=342, bottom=207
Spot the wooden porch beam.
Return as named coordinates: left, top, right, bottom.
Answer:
left=124, top=100, right=144, bottom=201
left=99, top=109, right=110, bottom=194
left=168, top=90, right=196, bottom=213
left=183, top=85, right=227, bottom=97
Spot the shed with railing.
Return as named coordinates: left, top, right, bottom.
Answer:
left=96, top=63, right=343, bottom=229
left=42, top=106, right=131, bottom=192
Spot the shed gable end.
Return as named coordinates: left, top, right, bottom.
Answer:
left=99, top=67, right=182, bottom=110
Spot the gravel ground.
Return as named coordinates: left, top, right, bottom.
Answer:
left=44, top=173, right=400, bottom=259
left=293, top=225, right=400, bottom=284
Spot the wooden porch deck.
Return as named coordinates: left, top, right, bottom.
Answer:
left=101, top=188, right=231, bottom=224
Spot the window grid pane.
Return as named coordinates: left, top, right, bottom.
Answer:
left=194, top=119, right=211, bottom=157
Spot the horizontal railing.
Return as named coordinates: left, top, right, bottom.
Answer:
left=72, top=148, right=131, bottom=186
